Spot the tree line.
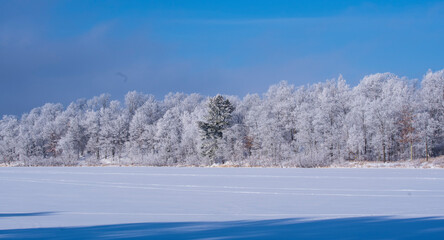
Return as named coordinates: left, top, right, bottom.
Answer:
left=0, top=69, right=443, bottom=167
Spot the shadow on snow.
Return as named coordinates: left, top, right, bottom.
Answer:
left=0, top=212, right=56, bottom=218
left=1, top=216, right=444, bottom=239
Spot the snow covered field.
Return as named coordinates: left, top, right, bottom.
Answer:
left=1, top=167, right=444, bottom=239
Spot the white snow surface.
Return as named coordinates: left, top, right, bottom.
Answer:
left=1, top=167, right=444, bottom=239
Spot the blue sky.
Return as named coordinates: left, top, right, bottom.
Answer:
left=0, top=0, right=443, bottom=116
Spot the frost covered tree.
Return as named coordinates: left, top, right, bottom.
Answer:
left=179, top=96, right=205, bottom=164
left=313, top=77, right=351, bottom=164
left=85, top=110, right=101, bottom=161
left=261, top=81, right=297, bottom=164
left=125, top=91, right=149, bottom=117
left=155, top=107, right=182, bottom=165
left=180, top=110, right=202, bottom=163
left=419, top=69, right=444, bottom=158
left=0, top=116, right=19, bottom=163
left=128, top=96, right=160, bottom=159
left=58, top=117, right=86, bottom=160
left=198, top=95, right=235, bottom=163
left=242, top=94, right=263, bottom=160
left=99, top=101, right=129, bottom=160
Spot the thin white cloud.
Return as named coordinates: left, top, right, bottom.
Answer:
left=166, top=17, right=322, bottom=25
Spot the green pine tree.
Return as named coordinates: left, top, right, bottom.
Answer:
left=198, top=95, right=235, bottom=163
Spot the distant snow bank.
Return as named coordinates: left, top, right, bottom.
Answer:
left=330, top=156, right=444, bottom=169
left=2, top=156, right=444, bottom=168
